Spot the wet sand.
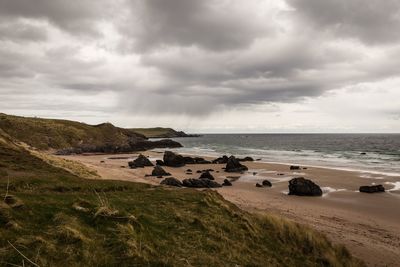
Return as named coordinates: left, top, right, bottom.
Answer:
left=58, top=151, right=400, bottom=267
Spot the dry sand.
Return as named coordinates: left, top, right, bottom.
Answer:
left=58, top=151, right=400, bottom=267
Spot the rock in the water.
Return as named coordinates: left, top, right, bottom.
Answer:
left=262, top=180, right=272, bottom=187
left=128, top=154, right=154, bottom=168
left=225, top=156, right=248, bottom=172
left=199, top=170, right=214, bottom=180
left=222, top=179, right=232, bottom=186
left=160, top=177, right=183, bottom=187
left=156, top=160, right=165, bottom=166
left=182, top=178, right=222, bottom=188
left=238, top=156, right=254, bottom=162
left=163, top=151, right=186, bottom=167
left=288, top=177, right=322, bottom=196
left=256, top=183, right=263, bottom=188
left=359, top=185, right=385, bottom=193
left=151, top=165, right=171, bottom=177
left=290, top=166, right=301, bottom=170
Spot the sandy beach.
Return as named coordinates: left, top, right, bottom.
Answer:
left=58, top=151, right=400, bottom=267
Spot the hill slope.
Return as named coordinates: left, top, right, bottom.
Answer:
left=0, top=113, right=181, bottom=153
left=0, top=130, right=363, bottom=266
left=132, top=127, right=199, bottom=138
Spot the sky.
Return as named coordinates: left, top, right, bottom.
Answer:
left=0, top=0, right=400, bottom=133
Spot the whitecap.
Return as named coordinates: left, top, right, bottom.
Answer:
left=385, top=181, right=400, bottom=191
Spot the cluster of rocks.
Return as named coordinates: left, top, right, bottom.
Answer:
left=182, top=178, right=222, bottom=188
left=212, top=155, right=254, bottom=164
left=159, top=151, right=211, bottom=167
left=255, top=180, right=272, bottom=188
left=128, top=154, right=154, bottom=168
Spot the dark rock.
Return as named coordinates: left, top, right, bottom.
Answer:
left=186, top=169, right=192, bottom=172
left=199, top=171, right=214, bottom=180
left=288, top=177, right=322, bottom=196
left=160, top=177, right=183, bottom=187
left=238, top=156, right=254, bottom=162
left=212, top=155, right=229, bottom=164
left=225, top=156, right=248, bottom=172
left=290, top=166, right=301, bottom=170
left=359, top=185, right=385, bottom=193
left=128, top=154, right=154, bottom=168
left=303, top=167, right=308, bottom=170
left=277, top=173, right=284, bottom=176
left=256, top=158, right=261, bottom=161
left=194, top=157, right=211, bottom=164
left=182, top=178, right=222, bottom=188
left=163, top=151, right=186, bottom=167
left=262, top=180, right=272, bottom=187
left=183, top=156, right=196, bottom=164
left=157, top=176, right=163, bottom=178
left=100, top=160, right=105, bottom=163
left=222, top=179, right=232, bottom=186
left=256, top=183, right=263, bottom=188
left=151, top=165, right=171, bottom=177
left=196, top=170, right=202, bottom=173
left=253, top=172, right=257, bottom=176
left=156, top=160, right=165, bottom=166
left=360, top=152, right=367, bottom=155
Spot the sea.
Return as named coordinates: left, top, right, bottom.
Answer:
left=156, top=134, right=400, bottom=176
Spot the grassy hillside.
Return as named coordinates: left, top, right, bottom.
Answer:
left=0, top=131, right=363, bottom=266
left=132, top=127, right=192, bottom=138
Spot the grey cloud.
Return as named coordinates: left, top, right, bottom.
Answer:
left=0, top=19, right=47, bottom=42
left=287, top=0, right=400, bottom=45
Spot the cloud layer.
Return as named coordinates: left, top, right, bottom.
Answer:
left=0, top=0, right=400, bottom=132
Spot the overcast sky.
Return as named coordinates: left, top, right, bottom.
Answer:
left=1, top=0, right=400, bottom=133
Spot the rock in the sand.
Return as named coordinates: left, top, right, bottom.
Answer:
left=262, top=180, right=272, bottom=187
left=238, top=156, right=254, bottom=162
left=183, top=156, right=196, bottom=164
left=186, top=169, right=192, bottom=172
left=128, top=154, right=154, bottom=168
left=196, top=170, right=202, bottom=173
left=222, top=179, right=232, bottom=186
left=182, top=178, right=222, bottom=188
left=212, top=155, right=229, bottom=164
left=288, top=177, right=322, bottom=196
left=359, top=185, right=385, bottom=193
left=156, top=160, right=165, bottom=166
left=151, top=165, right=171, bottom=177
left=225, top=156, right=248, bottom=172
left=290, top=165, right=301, bottom=170
left=199, top=170, right=214, bottom=180
left=160, top=177, right=183, bottom=187
left=256, top=183, right=263, bottom=188
left=163, top=151, right=186, bottom=167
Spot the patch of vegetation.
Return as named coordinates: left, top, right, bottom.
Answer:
left=131, top=127, right=189, bottom=138
left=0, top=126, right=364, bottom=266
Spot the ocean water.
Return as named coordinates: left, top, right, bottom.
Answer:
left=161, top=134, right=400, bottom=176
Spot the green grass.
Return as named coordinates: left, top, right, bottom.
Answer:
left=131, top=127, right=184, bottom=138
left=0, top=126, right=364, bottom=266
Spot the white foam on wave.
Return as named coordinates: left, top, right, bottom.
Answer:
left=385, top=181, right=400, bottom=191
left=359, top=174, right=384, bottom=180
left=321, top=187, right=346, bottom=196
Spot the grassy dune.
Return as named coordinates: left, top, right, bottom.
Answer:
left=0, top=128, right=363, bottom=266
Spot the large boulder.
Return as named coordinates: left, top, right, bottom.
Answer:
left=160, top=177, right=183, bottom=187
left=199, top=171, right=214, bottom=180
left=288, top=177, right=322, bottom=196
left=151, top=165, right=171, bottom=177
left=212, top=155, right=229, bottom=164
left=225, top=156, right=248, bottom=172
left=156, top=160, right=165, bottom=166
left=163, top=151, right=186, bottom=167
left=182, top=178, right=222, bottom=188
left=128, top=154, right=154, bottom=168
left=262, top=180, right=272, bottom=187
left=359, top=185, right=385, bottom=193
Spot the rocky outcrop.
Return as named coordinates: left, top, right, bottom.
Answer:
left=225, top=156, right=248, bottom=172
left=238, top=156, right=254, bottom=162
left=199, top=171, right=214, bottom=180
left=156, top=160, right=165, bottom=166
left=288, top=177, right=322, bottom=196
left=262, top=180, right=272, bottom=187
left=128, top=154, right=154, bottom=168
left=163, top=151, right=186, bottom=167
left=359, top=185, right=385, bottom=193
left=151, top=165, right=171, bottom=177
left=160, top=177, right=183, bottom=187
left=212, top=155, right=229, bottom=164
left=222, top=179, right=232, bottom=186
left=182, top=178, right=222, bottom=188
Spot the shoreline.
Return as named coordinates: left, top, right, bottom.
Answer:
left=58, top=151, right=400, bottom=267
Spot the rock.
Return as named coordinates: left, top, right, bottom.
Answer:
left=163, top=151, right=186, bottom=167
left=151, top=165, right=171, bottom=177
left=238, top=156, right=254, bottom=162
left=288, top=177, right=322, bottom=196
left=186, top=169, right=193, bottom=172
left=256, top=183, right=263, bottom=188
left=156, top=160, right=165, bottom=166
left=225, top=156, right=248, bottom=172
left=128, top=154, right=154, bottom=168
left=262, top=180, right=272, bottom=187
left=360, top=152, right=367, bottom=155
left=199, top=171, right=214, bottom=180
left=222, top=179, right=232, bottom=186
left=253, top=172, right=257, bottom=176
left=160, top=177, right=183, bottom=187
left=196, top=170, right=202, bottom=173
left=194, top=157, right=211, bottom=164
left=256, top=158, right=261, bottom=161
left=359, top=185, right=385, bottom=193
left=100, top=160, right=105, bottom=163
left=277, top=173, right=284, bottom=176
left=290, top=166, right=301, bottom=170
left=212, top=155, right=229, bottom=164
left=183, top=156, right=196, bottom=164
left=182, top=178, right=222, bottom=188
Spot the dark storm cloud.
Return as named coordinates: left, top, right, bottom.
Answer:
left=287, top=0, right=400, bottom=44
left=123, top=0, right=271, bottom=51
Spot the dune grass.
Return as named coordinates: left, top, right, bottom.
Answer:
left=0, top=129, right=364, bottom=266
